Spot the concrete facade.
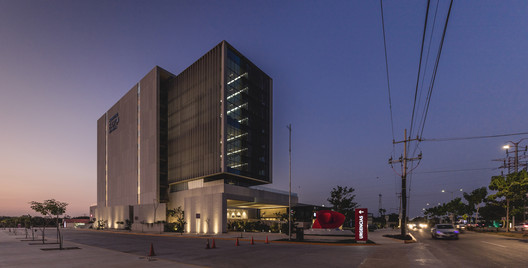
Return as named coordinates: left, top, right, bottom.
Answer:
left=96, top=67, right=168, bottom=229
left=167, top=179, right=297, bottom=234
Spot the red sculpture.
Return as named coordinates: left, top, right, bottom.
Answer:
left=312, top=210, right=345, bottom=229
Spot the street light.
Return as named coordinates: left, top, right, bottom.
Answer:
left=441, top=188, right=463, bottom=200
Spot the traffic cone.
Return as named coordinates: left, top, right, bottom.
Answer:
left=251, top=236, right=255, bottom=245
left=235, top=238, right=240, bottom=246
left=148, top=243, right=156, bottom=256
left=206, top=239, right=210, bottom=249
left=265, top=236, right=269, bottom=244
left=212, top=239, right=216, bottom=249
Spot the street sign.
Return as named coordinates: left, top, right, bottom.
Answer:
left=355, top=208, right=368, bottom=242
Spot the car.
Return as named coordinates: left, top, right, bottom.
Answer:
left=455, top=223, right=466, bottom=232
left=514, top=222, right=528, bottom=231
left=431, top=224, right=459, bottom=240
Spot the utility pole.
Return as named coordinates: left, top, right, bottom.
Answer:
left=397, top=193, right=402, bottom=229
left=503, top=139, right=528, bottom=173
left=499, top=139, right=528, bottom=224
left=378, top=194, right=383, bottom=217
left=389, top=129, right=421, bottom=236
left=287, top=124, right=292, bottom=241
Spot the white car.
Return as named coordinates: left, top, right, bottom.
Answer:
left=455, top=223, right=466, bottom=232
left=514, top=222, right=528, bottom=231
left=431, top=224, right=459, bottom=240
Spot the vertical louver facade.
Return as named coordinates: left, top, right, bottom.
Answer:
left=167, top=41, right=272, bottom=186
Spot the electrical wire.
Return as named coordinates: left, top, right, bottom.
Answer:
left=409, top=0, right=431, bottom=144
left=415, top=167, right=497, bottom=174
left=380, top=0, right=396, bottom=147
left=411, top=0, right=440, bottom=160
left=418, top=0, right=454, bottom=139
left=415, top=0, right=440, bottom=142
left=422, top=132, right=528, bottom=142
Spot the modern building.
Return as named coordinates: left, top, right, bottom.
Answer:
left=95, top=41, right=298, bottom=233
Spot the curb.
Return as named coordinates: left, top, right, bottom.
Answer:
left=404, top=233, right=417, bottom=244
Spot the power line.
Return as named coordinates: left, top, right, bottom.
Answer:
left=380, top=0, right=395, bottom=144
left=409, top=0, right=431, bottom=142
left=415, top=167, right=497, bottom=174
left=422, top=132, right=528, bottom=142
left=411, top=0, right=440, bottom=160
left=418, top=0, right=454, bottom=139
left=416, top=0, right=440, bottom=141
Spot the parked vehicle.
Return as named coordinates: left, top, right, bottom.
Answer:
left=431, top=224, right=459, bottom=240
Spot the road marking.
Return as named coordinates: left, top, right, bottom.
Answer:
left=482, top=241, right=507, bottom=248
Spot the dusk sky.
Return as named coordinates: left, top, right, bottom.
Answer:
left=1, top=0, right=527, bottom=218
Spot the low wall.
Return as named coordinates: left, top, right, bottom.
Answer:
left=131, top=222, right=164, bottom=233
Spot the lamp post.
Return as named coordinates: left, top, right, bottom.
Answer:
left=441, top=188, right=463, bottom=200
left=287, top=124, right=292, bottom=241
left=442, top=189, right=462, bottom=224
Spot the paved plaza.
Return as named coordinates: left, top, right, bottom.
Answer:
left=0, top=228, right=406, bottom=267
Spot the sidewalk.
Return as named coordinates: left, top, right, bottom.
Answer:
left=0, top=229, right=200, bottom=268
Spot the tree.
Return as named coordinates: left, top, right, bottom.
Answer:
left=488, top=170, right=528, bottom=232
left=29, top=199, right=68, bottom=247
left=167, top=206, right=186, bottom=234
left=327, top=186, right=358, bottom=227
left=463, top=187, right=488, bottom=225
left=479, top=200, right=505, bottom=225
left=445, top=198, right=469, bottom=224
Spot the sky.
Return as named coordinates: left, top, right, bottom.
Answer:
left=0, top=0, right=527, bottom=218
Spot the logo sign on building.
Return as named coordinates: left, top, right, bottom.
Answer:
left=109, top=113, right=119, bottom=133
left=355, top=208, right=368, bottom=242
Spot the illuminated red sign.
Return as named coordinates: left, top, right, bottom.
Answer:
left=355, top=208, right=368, bottom=242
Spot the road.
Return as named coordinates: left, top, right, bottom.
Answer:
left=23, top=228, right=528, bottom=267
left=409, top=228, right=528, bottom=267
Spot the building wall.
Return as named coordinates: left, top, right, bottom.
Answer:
left=132, top=203, right=167, bottom=224
left=167, top=43, right=223, bottom=184
left=97, top=67, right=166, bottom=211
left=168, top=180, right=297, bottom=234
left=168, top=180, right=226, bottom=234
left=106, top=85, right=138, bottom=207
left=94, top=205, right=131, bottom=229
left=97, top=115, right=106, bottom=207
left=139, top=67, right=160, bottom=205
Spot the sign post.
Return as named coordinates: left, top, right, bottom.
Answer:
left=355, top=208, right=368, bottom=243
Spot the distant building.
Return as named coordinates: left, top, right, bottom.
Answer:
left=95, top=41, right=297, bottom=233
left=63, top=219, right=90, bottom=228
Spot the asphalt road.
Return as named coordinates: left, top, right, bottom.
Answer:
left=410, top=228, right=528, bottom=267
left=55, top=228, right=528, bottom=267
